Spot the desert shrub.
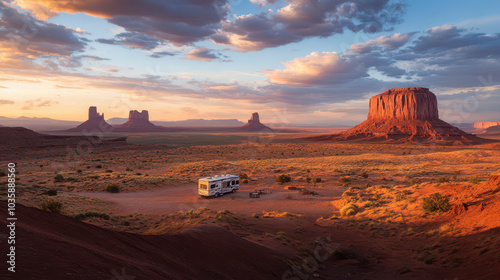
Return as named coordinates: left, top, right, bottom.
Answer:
left=395, top=193, right=405, bottom=202
left=364, top=201, right=376, bottom=208
left=77, top=170, right=82, bottom=174
left=105, top=170, right=113, bottom=173
left=95, top=165, right=102, bottom=169
left=75, top=212, right=110, bottom=220
left=66, top=177, right=77, bottom=182
left=106, top=184, right=120, bottom=193
left=53, top=174, right=64, bottom=182
left=467, top=176, right=480, bottom=185
left=360, top=172, right=369, bottom=178
left=306, top=176, right=312, bottom=183
left=43, top=190, right=58, bottom=196
left=313, top=178, right=321, bottom=183
left=41, top=200, right=63, bottom=213
left=216, top=210, right=232, bottom=219
left=217, top=210, right=232, bottom=215
left=410, top=178, right=421, bottom=185
left=239, top=172, right=249, bottom=180
left=422, top=193, right=451, bottom=213
left=339, top=177, right=351, bottom=184
left=342, top=191, right=354, bottom=198
left=121, top=221, right=130, bottom=226
left=451, top=171, right=461, bottom=182
left=242, top=178, right=249, bottom=184
left=340, top=204, right=359, bottom=216
left=437, top=177, right=450, bottom=184
left=276, top=174, right=292, bottom=184
left=0, top=171, right=7, bottom=177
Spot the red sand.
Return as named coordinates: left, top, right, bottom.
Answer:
left=0, top=201, right=287, bottom=280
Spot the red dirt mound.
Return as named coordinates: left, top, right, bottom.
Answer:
left=440, top=175, right=500, bottom=232
left=484, top=125, right=500, bottom=135
left=0, top=201, right=287, bottom=280
left=0, top=127, right=83, bottom=149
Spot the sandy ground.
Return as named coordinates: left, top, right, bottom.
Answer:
left=73, top=184, right=341, bottom=217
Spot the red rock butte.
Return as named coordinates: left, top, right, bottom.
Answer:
left=241, top=112, right=272, bottom=131
left=333, top=87, right=490, bottom=144
left=115, top=110, right=166, bottom=132
left=65, top=106, right=114, bottom=133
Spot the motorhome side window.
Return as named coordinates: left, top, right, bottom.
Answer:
left=210, top=184, right=216, bottom=189
left=200, top=184, right=207, bottom=190
left=231, top=181, right=235, bottom=185
left=236, top=180, right=239, bottom=184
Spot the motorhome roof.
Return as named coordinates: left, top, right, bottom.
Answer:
left=199, top=174, right=238, bottom=181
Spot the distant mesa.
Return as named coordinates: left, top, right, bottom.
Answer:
left=64, top=106, right=113, bottom=133
left=241, top=112, right=272, bottom=132
left=315, top=87, right=489, bottom=144
left=64, top=107, right=170, bottom=133
left=473, top=121, right=500, bottom=129
left=114, top=110, right=167, bottom=132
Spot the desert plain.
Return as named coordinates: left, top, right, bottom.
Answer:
left=2, top=129, right=500, bottom=279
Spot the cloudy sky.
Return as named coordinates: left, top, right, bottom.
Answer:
left=0, top=0, right=499, bottom=125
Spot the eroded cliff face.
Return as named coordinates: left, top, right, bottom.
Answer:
left=368, top=87, right=439, bottom=121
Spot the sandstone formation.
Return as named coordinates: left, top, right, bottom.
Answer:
left=368, top=87, right=439, bottom=120
left=115, top=110, right=167, bottom=132
left=334, top=87, right=488, bottom=144
left=473, top=121, right=500, bottom=129
left=65, top=106, right=114, bottom=133
left=241, top=112, right=272, bottom=132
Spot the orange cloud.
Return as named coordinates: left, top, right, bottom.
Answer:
left=265, top=52, right=359, bottom=86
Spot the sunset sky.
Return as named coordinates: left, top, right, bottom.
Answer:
left=0, top=0, right=499, bottom=125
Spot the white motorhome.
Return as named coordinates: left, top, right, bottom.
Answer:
left=198, top=174, right=239, bottom=197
